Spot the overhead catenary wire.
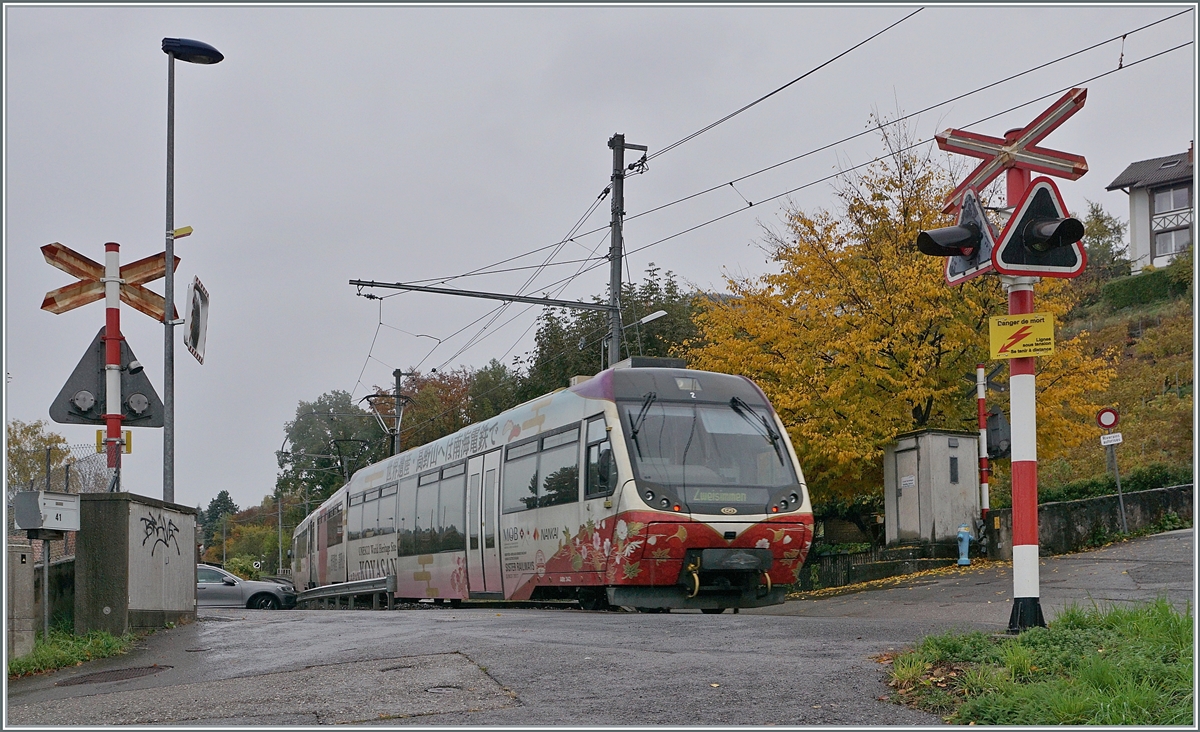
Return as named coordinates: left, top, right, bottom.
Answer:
left=350, top=16, right=1191, bottom=403
left=646, top=7, right=925, bottom=163
left=384, top=6, right=1191, bottom=296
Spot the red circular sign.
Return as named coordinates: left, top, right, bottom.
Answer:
left=1096, top=408, right=1119, bottom=429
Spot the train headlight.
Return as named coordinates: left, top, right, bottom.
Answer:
left=644, top=490, right=655, bottom=503
left=789, top=492, right=800, bottom=505
left=660, top=498, right=670, bottom=508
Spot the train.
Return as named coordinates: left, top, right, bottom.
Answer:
left=291, top=358, right=814, bottom=612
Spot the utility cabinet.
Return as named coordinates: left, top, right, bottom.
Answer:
left=884, top=429, right=980, bottom=545
left=7, top=541, right=35, bottom=659
left=75, top=493, right=197, bottom=635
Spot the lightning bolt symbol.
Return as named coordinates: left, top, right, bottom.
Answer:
left=1000, top=325, right=1034, bottom=353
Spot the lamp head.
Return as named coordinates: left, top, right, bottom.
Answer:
left=162, top=38, right=224, bottom=64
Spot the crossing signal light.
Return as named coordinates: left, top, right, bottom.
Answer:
left=986, top=405, right=1011, bottom=460
left=992, top=177, right=1087, bottom=278
left=915, top=189, right=996, bottom=285
left=916, top=223, right=980, bottom=256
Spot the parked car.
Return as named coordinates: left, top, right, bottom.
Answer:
left=196, top=564, right=297, bottom=609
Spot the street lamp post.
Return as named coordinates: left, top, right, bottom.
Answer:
left=161, top=38, right=222, bottom=505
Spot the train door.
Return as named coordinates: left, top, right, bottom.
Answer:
left=306, top=522, right=317, bottom=589
left=317, top=511, right=328, bottom=586
left=466, top=449, right=503, bottom=595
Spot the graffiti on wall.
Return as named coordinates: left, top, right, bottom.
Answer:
left=140, top=512, right=181, bottom=563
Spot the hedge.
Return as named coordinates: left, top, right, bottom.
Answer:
left=1039, top=462, right=1194, bottom=504
left=1102, top=262, right=1190, bottom=309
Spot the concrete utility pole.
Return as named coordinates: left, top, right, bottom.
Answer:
left=607, top=134, right=647, bottom=368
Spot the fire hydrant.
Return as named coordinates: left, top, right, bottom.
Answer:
left=957, top=523, right=973, bottom=566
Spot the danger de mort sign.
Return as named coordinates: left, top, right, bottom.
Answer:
left=989, top=313, right=1055, bottom=359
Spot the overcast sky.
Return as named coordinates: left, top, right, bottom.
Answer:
left=4, top=4, right=1195, bottom=514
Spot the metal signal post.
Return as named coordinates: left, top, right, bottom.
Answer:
left=918, top=89, right=1091, bottom=632
left=608, top=134, right=647, bottom=368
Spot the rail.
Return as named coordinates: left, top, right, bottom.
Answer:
left=296, top=575, right=397, bottom=610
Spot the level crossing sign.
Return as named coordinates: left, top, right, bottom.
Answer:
left=41, top=242, right=179, bottom=321
left=937, top=88, right=1088, bottom=214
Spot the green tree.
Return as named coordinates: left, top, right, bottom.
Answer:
left=517, top=264, right=699, bottom=399
left=201, top=490, right=239, bottom=547
left=1071, top=200, right=1131, bottom=310
left=467, top=359, right=523, bottom=422
left=6, top=420, right=69, bottom=500
left=275, top=390, right=388, bottom=505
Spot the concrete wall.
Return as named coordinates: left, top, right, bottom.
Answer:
left=33, top=557, right=75, bottom=628
left=1129, top=188, right=1150, bottom=273
left=985, top=484, right=1193, bottom=560
left=8, top=541, right=35, bottom=658
left=76, top=493, right=197, bottom=635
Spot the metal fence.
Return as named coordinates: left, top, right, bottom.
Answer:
left=8, top=444, right=113, bottom=563
left=7, top=443, right=113, bottom=503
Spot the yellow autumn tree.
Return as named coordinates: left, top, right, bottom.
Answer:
left=686, top=122, right=1116, bottom=506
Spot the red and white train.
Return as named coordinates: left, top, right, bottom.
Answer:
left=291, top=360, right=813, bottom=612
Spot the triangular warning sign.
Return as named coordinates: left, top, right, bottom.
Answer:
left=49, top=327, right=164, bottom=427
left=945, top=189, right=997, bottom=285
left=992, top=177, right=1087, bottom=278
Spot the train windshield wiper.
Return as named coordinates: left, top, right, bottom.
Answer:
left=730, top=397, right=786, bottom=466
left=628, top=391, right=657, bottom=458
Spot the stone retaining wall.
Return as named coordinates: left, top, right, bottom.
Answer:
left=984, top=484, right=1193, bottom=561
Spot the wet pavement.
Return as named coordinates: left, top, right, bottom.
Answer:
left=6, top=528, right=1191, bottom=726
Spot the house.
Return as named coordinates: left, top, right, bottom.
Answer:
left=1105, top=142, right=1193, bottom=274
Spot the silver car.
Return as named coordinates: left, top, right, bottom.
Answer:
left=196, top=564, right=297, bottom=609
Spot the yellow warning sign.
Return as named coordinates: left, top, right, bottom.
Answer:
left=990, top=312, right=1054, bottom=359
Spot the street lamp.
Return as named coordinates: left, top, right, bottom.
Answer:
left=161, top=37, right=222, bottom=505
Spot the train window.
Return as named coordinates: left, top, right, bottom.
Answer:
left=378, top=483, right=397, bottom=535
left=326, top=505, right=343, bottom=547
left=365, top=488, right=381, bottom=502
left=586, top=415, right=608, bottom=444
left=442, top=462, right=465, bottom=479
left=381, top=482, right=398, bottom=497
left=586, top=415, right=616, bottom=498
left=347, top=496, right=363, bottom=541
left=440, top=471, right=466, bottom=551
left=506, top=438, right=538, bottom=461
left=468, top=472, right=481, bottom=550
left=415, top=481, right=439, bottom=554
left=295, top=531, right=308, bottom=560
left=502, top=451, right=538, bottom=513
left=419, top=471, right=440, bottom=486
left=397, top=476, right=417, bottom=556
left=538, top=438, right=579, bottom=508
left=542, top=426, right=579, bottom=450
left=484, top=468, right=498, bottom=549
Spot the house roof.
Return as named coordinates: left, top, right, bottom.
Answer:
left=1106, top=149, right=1193, bottom=191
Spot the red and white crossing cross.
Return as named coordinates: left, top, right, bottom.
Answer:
left=41, top=242, right=180, bottom=321
left=937, top=87, right=1089, bottom=213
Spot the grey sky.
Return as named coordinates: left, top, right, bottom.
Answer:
left=4, top=4, right=1195, bottom=513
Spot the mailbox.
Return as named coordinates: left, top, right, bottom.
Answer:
left=14, top=491, right=81, bottom=532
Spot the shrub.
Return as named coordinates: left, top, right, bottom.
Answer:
left=224, top=555, right=261, bottom=580
left=1102, top=264, right=1189, bottom=309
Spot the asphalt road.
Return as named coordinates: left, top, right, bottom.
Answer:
left=7, top=529, right=1192, bottom=726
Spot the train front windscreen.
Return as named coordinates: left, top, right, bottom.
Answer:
left=618, top=382, right=804, bottom=515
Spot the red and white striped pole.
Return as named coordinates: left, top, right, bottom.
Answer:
left=976, top=363, right=990, bottom=521
left=1002, top=149, right=1045, bottom=631
left=102, top=242, right=124, bottom=491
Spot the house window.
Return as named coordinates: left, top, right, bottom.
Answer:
left=1155, top=228, right=1191, bottom=257
left=1153, top=185, right=1190, bottom=214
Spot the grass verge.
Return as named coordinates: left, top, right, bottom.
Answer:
left=881, top=597, right=1193, bottom=725
left=8, top=625, right=140, bottom=679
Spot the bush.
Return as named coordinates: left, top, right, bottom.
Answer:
left=1102, top=264, right=1189, bottom=309
left=1039, top=462, right=1192, bottom=504
left=224, top=555, right=261, bottom=580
